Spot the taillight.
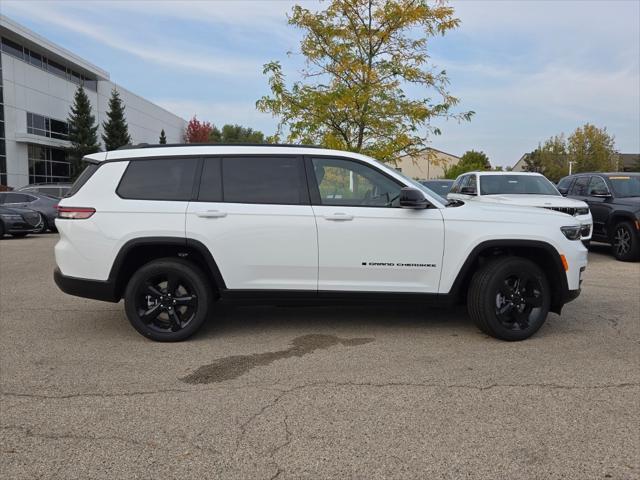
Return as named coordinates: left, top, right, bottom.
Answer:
left=57, top=206, right=96, bottom=219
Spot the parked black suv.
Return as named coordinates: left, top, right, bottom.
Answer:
left=557, top=173, right=640, bottom=261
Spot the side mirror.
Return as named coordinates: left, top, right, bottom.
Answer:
left=399, top=187, right=429, bottom=209
left=557, top=187, right=569, bottom=195
left=460, top=186, right=477, bottom=195
left=590, top=189, right=611, bottom=197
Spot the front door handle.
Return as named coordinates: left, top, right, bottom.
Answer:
left=325, top=213, right=354, bottom=221
left=197, top=210, right=227, bottom=218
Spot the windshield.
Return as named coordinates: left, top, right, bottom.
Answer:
left=609, top=175, right=640, bottom=198
left=479, top=175, right=559, bottom=196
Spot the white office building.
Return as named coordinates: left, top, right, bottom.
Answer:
left=0, top=15, right=187, bottom=188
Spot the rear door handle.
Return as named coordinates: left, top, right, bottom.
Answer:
left=197, top=210, right=227, bottom=218
left=325, top=213, right=354, bottom=221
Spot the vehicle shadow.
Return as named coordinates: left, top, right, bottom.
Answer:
left=196, top=302, right=474, bottom=340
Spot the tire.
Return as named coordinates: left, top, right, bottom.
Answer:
left=124, top=258, right=213, bottom=341
left=11, top=233, right=29, bottom=238
left=0, top=221, right=5, bottom=238
left=611, top=221, right=640, bottom=261
left=468, top=256, right=551, bottom=341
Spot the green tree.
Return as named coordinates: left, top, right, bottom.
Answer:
left=102, top=88, right=131, bottom=150
left=67, top=85, right=100, bottom=177
left=523, top=135, right=568, bottom=182
left=257, top=0, right=473, bottom=162
left=568, top=123, right=616, bottom=173
left=159, top=129, right=167, bottom=144
left=209, top=124, right=265, bottom=144
left=444, top=150, right=490, bottom=179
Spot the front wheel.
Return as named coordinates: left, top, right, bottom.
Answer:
left=468, top=257, right=551, bottom=341
left=611, top=221, right=639, bottom=261
left=33, top=213, right=47, bottom=234
left=124, top=258, right=213, bottom=341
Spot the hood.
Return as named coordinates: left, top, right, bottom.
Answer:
left=446, top=200, right=577, bottom=224
left=479, top=194, right=587, bottom=208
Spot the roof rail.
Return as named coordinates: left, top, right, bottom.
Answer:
left=116, top=142, right=324, bottom=150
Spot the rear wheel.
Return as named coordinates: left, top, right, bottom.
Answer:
left=611, top=221, right=639, bottom=261
left=468, top=256, right=551, bottom=341
left=124, top=258, right=213, bottom=341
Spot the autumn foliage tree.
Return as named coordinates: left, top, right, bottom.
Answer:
left=183, top=116, right=214, bottom=143
left=256, top=0, right=473, bottom=162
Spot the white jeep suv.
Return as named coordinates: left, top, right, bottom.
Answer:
left=448, top=171, right=593, bottom=241
left=54, top=145, right=587, bottom=342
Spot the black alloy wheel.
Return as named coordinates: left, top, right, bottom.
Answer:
left=468, top=256, right=551, bottom=341
left=33, top=213, right=47, bottom=234
left=494, top=273, right=545, bottom=331
left=611, top=221, right=640, bottom=261
left=124, top=258, right=213, bottom=341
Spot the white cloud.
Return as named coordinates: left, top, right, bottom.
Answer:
left=2, top=1, right=263, bottom=76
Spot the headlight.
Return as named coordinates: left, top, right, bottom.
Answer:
left=0, top=214, right=22, bottom=220
left=561, top=225, right=581, bottom=241
left=575, top=207, right=589, bottom=216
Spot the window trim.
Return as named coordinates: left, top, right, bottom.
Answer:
left=304, top=155, right=406, bottom=208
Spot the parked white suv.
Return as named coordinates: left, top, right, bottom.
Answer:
left=54, top=145, right=587, bottom=342
left=448, top=171, right=593, bottom=241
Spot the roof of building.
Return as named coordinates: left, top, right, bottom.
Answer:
left=0, top=15, right=109, bottom=80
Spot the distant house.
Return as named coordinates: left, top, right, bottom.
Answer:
left=511, top=152, right=639, bottom=173
left=394, top=148, right=460, bottom=180
left=614, top=153, right=640, bottom=172
left=511, top=154, right=529, bottom=172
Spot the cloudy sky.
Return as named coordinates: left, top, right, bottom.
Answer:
left=3, top=0, right=639, bottom=167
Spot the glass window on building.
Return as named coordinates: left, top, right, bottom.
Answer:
left=28, top=145, right=71, bottom=184
left=27, top=112, right=69, bottom=140
left=1, top=37, right=24, bottom=59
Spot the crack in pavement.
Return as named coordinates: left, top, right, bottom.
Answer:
left=3, top=380, right=637, bottom=402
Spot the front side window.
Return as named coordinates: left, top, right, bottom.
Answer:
left=222, top=156, right=307, bottom=205
left=311, top=157, right=401, bottom=207
left=587, top=176, right=610, bottom=195
left=571, top=176, right=590, bottom=196
left=479, top=175, right=559, bottom=196
left=557, top=177, right=574, bottom=192
left=3, top=193, right=33, bottom=204
left=117, top=158, right=198, bottom=201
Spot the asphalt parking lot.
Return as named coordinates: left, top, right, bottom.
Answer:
left=1, top=235, right=639, bottom=479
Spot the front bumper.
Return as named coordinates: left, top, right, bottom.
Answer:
left=54, top=267, right=119, bottom=302
left=3, top=219, right=35, bottom=234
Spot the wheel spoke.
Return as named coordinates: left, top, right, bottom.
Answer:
left=523, top=294, right=543, bottom=307
left=166, top=275, right=179, bottom=296
left=168, top=309, right=181, bottom=331
left=515, top=310, right=530, bottom=328
left=146, top=284, right=163, bottom=298
left=174, top=295, right=196, bottom=306
left=140, top=304, right=162, bottom=323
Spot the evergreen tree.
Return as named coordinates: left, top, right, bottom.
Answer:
left=159, top=129, right=167, bottom=144
left=102, top=88, right=131, bottom=150
left=67, top=86, right=100, bottom=177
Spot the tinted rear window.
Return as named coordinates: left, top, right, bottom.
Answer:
left=117, top=158, right=198, bottom=201
left=67, top=164, right=99, bottom=197
left=221, top=156, right=307, bottom=205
